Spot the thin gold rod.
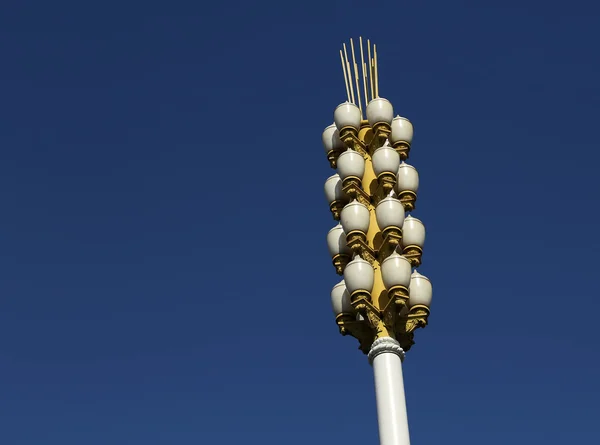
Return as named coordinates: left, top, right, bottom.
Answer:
left=374, top=44, right=379, bottom=98
left=360, top=37, right=369, bottom=106
left=350, top=38, right=362, bottom=117
left=368, top=40, right=374, bottom=101
left=340, top=50, right=351, bottom=102
left=343, top=43, right=355, bottom=104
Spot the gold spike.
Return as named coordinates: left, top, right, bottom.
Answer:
left=340, top=50, right=351, bottom=102
left=374, top=44, right=379, bottom=98
left=343, top=43, right=355, bottom=104
left=350, top=38, right=362, bottom=117
left=360, top=37, right=369, bottom=106
left=367, top=40, right=374, bottom=101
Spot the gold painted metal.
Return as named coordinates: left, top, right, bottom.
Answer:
left=332, top=120, right=428, bottom=354
left=332, top=253, right=350, bottom=275
left=378, top=227, right=402, bottom=262
left=398, top=190, right=417, bottom=212
left=339, top=127, right=368, bottom=156
left=370, top=122, right=391, bottom=151
left=405, top=305, right=430, bottom=333
left=402, top=245, right=423, bottom=267
left=376, top=172, right=396, bottom=196
left=346, top=230, right=376, bottom=265
left=327, top=148, right=343, bottom=169
left=392, top=141, right=411, bottom=161
left=342, top=177, right=370, bottom=207
left=329, top=200, right=345, bottom=220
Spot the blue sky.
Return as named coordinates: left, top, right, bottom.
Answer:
left=0, top=1, right=599, bottom=443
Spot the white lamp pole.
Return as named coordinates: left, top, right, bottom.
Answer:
left=369, top=337, right=410, bottom=445
left=324, top=38, right=434, bottom=445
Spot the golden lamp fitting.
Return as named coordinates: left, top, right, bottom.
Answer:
left=371, top=122, right=392, bottom=149
left=345, top=230, right=368, bottom=253
left=335, top=312, right=355, bottom=335
left=329, top=200, right=345, bottom=221
left=392, top=141, right=411, bottom=161
left=339, top=126, right=358, bottom=146
left=387, top=285, right=409, bottom=308
left=398, top=190, right=417, bottom=212
left=377, top=172, right=397, bottom=195
left=405, top=304, right=430, bottom=333
left=342, top=176, right=370, bottom=206
left=350, top=290, right=372, bottom=312
left=327, top=149, right=342, bottom=169
left=402, top=244, right=423, bottom=267
left=379, top=226, right=403, bottom=260
left=332, top=253, right=350, bottom=275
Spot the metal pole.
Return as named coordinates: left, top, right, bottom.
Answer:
left=369, top=337, right=411, bottom=445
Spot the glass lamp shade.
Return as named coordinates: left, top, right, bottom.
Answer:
left=324, top=174, right=346, bottom=205
left=366, top=97, right=394, bottom=127
left=322, top=124, right=344, bottom=154
left=375, top=194, right=405, bottom=230
left=409, top=270, right=432, bottom=308
left=395, top=162, right=419, bottom=193
left=340, top=200, right=370, bottom=234
left=381, top=250, right=412, bottom=290
left=331, top=280, right=353, bottom=315
left=334, top=102, right=361, bottom=131
left=344, top=255, right=374, bottom=294
left=402, top=216, right=425, bottom=248
left=327, top=223, right=351, bottom=257
left=390, top=116, right=414, bottom=145
left=372, top=146, right=400, bottom=177
left=337, top=149, right=365, bottom=180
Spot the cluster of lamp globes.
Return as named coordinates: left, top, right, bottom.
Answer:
left=322, top=97, right=433, bottom=326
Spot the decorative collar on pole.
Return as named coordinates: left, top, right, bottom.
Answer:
left=368, top=337, right=406, bottom=364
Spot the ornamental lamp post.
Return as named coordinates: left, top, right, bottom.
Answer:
left=321, top=38, right=434, bottom=445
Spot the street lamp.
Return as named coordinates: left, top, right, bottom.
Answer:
left=322, top=38, right=434, bottom=445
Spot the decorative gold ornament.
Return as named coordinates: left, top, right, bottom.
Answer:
left=346, top=230, right=376, bottom=265
left=392, top=141, right=411, bottom=161
left=327, top=148, right=343, bottom=169
left=332, top=253, right=350, bottom=275
left=342, top=176, right=370, bottom=207
left=405, top=305, right=429, bottom=334
left=370, top=122, right=391, bottom=151
left=398, top=190, right=417, bottom=212
left=335, top=312, right=355, bottom=335
left=329, top=200, right=345, bottom=220
left=377, top=227, right=402, bottom=262
left=402, top=244, right=423, bottom=267
left=340, top=127, right=368, bottom=156
left=376, top=172, right=396, bottom=196
left=350, top=289, right=372, bottom=312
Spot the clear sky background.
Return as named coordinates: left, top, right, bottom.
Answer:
left=1, top=1, right=599, bottom=444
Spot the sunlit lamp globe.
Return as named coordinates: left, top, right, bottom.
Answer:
left=331, top=280, right=353, bottom=316
left=337, top=149, right=365, bottom=180
left=340, top=200, right=370, bottom=234
left=409, top=270, right=432, bottom=308
left=395, top=162, right=419, bottom=194
left=324, top=174, right=346, bottom=205
left=372, top=145, right=400, bottom=177
left=334, top=102, right=362, bottom=131
left=375, top=193, right=405, bottom=232
left=327, top=223, right=351, bottom=257
left=344, top=255, right=374, bottom=295
left=401, top=215, right=425, bottom=248
left=366, top=97, right=394, bottom=127
left=390, top=116, right=414, bottom=145
left=322, top=123, right=344, bottom=154
left=381, top=250, right=412, bottom=290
